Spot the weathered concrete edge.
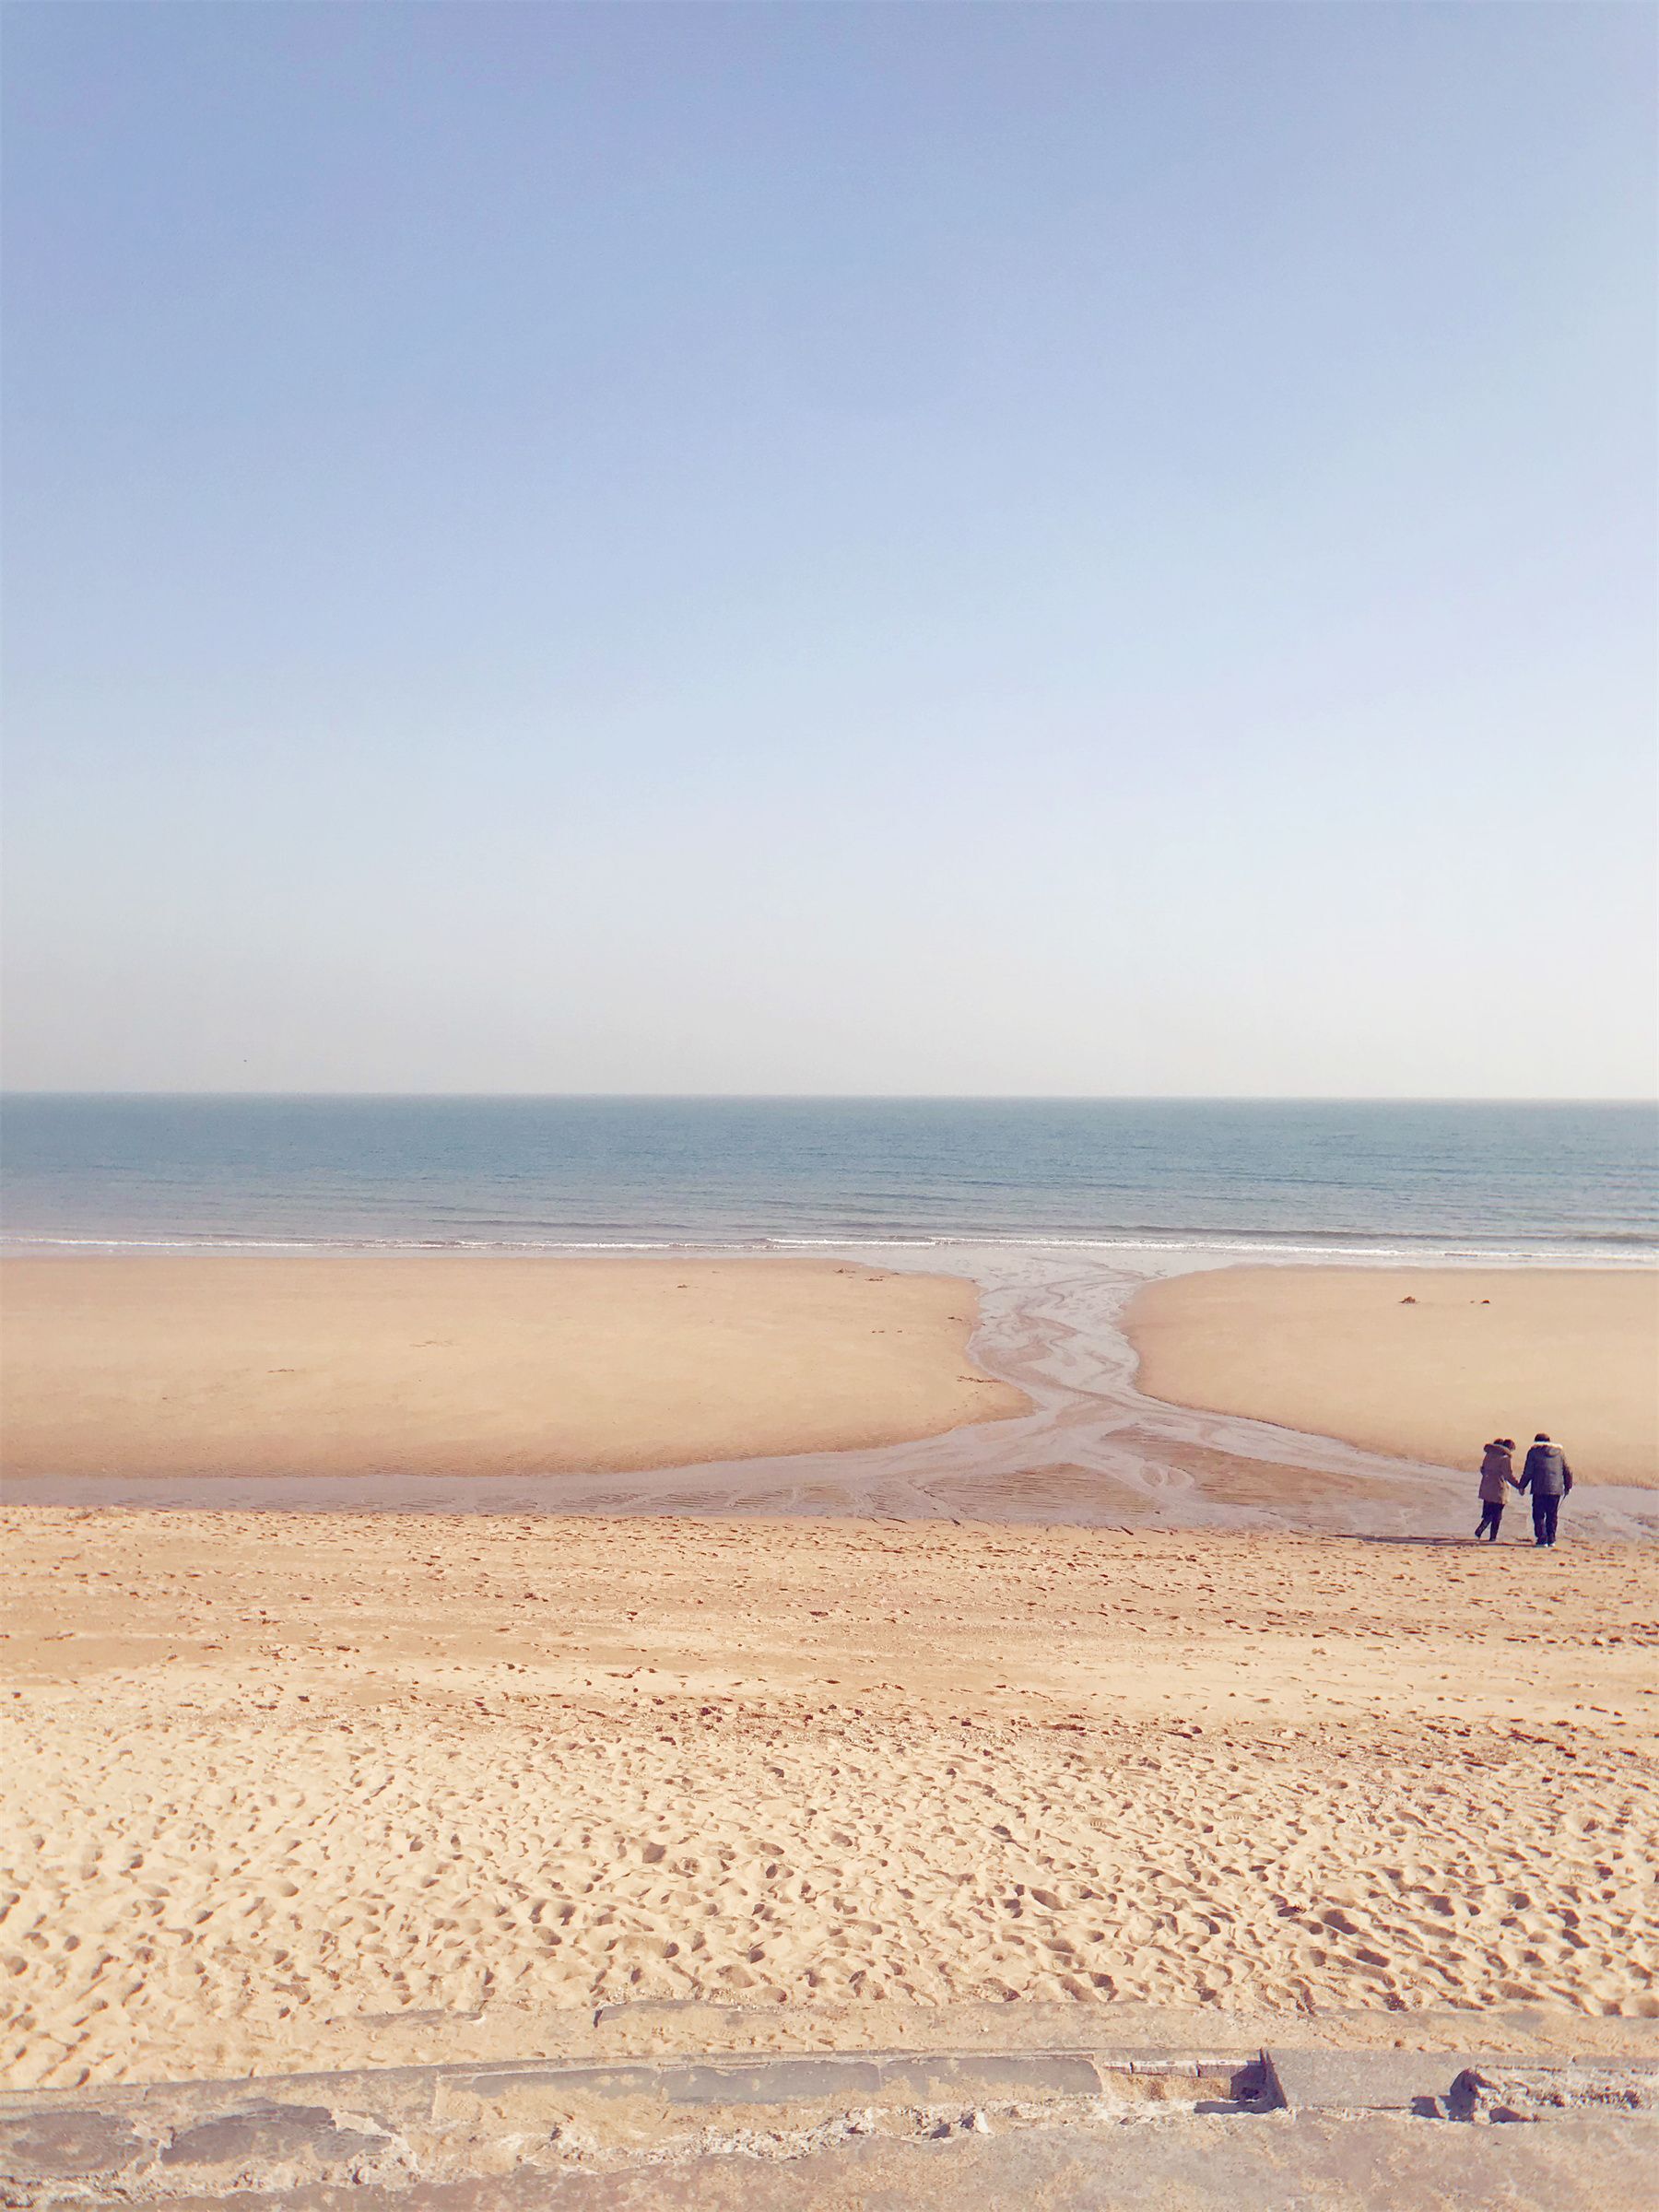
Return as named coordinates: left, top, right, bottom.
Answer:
left=0, top=2044, right=1261, bottom=2124
left=7, top=2040, right=1658, bottom=2128
left=6, top=2054, right=1659, bottom=2209
left=0, top=2044, right=1259, bottom=2138
left=0, top=2047, right=1262, bottom=2201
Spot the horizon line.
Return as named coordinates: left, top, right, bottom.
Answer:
left=3, top=1090, right=1655, bottom=1108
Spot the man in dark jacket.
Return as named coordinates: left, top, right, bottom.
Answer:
left=1519, top=1433, right=1574, bottom=1547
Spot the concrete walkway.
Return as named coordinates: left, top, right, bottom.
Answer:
left=4, top=2037, right=1655, bottom=2209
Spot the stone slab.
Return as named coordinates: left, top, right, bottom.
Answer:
left=0, top=2111, right=146, bottom=2186
left=438, top=2048, right=1131, bottom=2112
left=1265, top=2048, right=1484, bottom=2114
left=1264, top=2046, right=1659, bottom=2118
left=157, top=2099, right=386, bottom=2171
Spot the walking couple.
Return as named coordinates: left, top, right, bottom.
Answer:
left=1476, top=1434, right=1574, bottom=1547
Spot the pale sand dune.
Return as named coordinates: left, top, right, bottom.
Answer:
left=0, top=1257, right=1027, bottom=1481
left=1127, top=1266, right=1659, bottom=1488
left=2, top=1509, right=1653, bottom=2089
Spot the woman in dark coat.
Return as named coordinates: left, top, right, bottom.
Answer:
left=1476, top=1439, right=1517, bottom=1541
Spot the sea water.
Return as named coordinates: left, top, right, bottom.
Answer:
left=2, top=1096, right=1653, bottom=1263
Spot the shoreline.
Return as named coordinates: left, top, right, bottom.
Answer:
left=3, top=1246, right=1653, bottom=1535
left=6, top=1232, right=1653, bottom=1265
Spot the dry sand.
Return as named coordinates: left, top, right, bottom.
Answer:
left=0, top=1257, right=1028, bottom=1482
left=3, top=1508, right=1653, bottom=2089
left=1126, top=1266, right=1659, bottom=1488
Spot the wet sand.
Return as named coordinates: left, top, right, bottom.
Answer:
left=6, top=1252, right=1653, bottom=1538
left=0, top=1257, right=1028, bottom=1482
left=1126, top=1266, right=1658, bottom=1488
left=3, top=1507, right=1653, bottom=2089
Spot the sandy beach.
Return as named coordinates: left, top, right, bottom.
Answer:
left=3, top=1253, right=1654, bottom=2098
left=1126, top=1266, right=1659, bottom=1488
left=2, top=1505, right=1653, bottom=2090
left=0, top=1257, right=1028, bottom=1482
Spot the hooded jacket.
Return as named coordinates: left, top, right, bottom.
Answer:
left=1478, top=1442, right=1515, bottom=1502
left=1521, top=1441, right=1572, bottom=1498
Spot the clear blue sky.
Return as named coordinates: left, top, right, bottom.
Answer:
left=4, top=2, right=1653, bottom=1095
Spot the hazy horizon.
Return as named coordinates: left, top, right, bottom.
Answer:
left=5, top=4, right=1654, bottom=1100
left=4, top=1088, right=1655, bottom=1106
